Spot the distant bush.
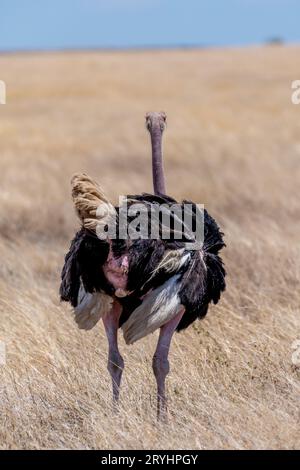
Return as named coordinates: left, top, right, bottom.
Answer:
left=265, top=36, right=284, bottom=46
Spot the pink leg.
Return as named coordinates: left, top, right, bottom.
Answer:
left=152, top=308, right=185, bottom=420
left=102, top=301, right=124, bottom=405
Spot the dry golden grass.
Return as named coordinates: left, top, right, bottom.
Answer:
left=0, top=46, right=300, bottom=450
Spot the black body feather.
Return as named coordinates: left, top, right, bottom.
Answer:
left=60, top=193, right=226, bottom=332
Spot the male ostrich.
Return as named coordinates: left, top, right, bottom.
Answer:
left=60, top=112, right=226, bottom=419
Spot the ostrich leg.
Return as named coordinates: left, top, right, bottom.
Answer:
left=152, top=308, right=185, bottom=420
left=103, top=301, right=124, bottom=405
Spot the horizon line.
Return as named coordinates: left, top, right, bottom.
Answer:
left=0, top=40, right=295, bottom=56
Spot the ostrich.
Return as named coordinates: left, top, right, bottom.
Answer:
left=60, top=112, right=226, bottom=419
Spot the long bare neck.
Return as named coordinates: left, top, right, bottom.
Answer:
left=150, top=126, right=166, bottom=195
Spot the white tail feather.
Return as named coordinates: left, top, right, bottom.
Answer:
left=144, top=249, right=190, bottom=287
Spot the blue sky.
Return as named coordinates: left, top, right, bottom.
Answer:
left=0, top=0, right=299, bottom=51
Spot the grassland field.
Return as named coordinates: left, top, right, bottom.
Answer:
left=0, top=46, right=299, bottom=449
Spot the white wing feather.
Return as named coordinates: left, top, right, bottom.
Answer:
left=122, top=275, right=182, bottom=345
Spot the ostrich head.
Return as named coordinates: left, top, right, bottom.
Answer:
left=145, top=112, right=167, bottom=195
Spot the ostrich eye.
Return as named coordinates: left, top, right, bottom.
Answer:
left=160, top=119, right=166, bottom=131
left=160, top=112, right=167, bottom=122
